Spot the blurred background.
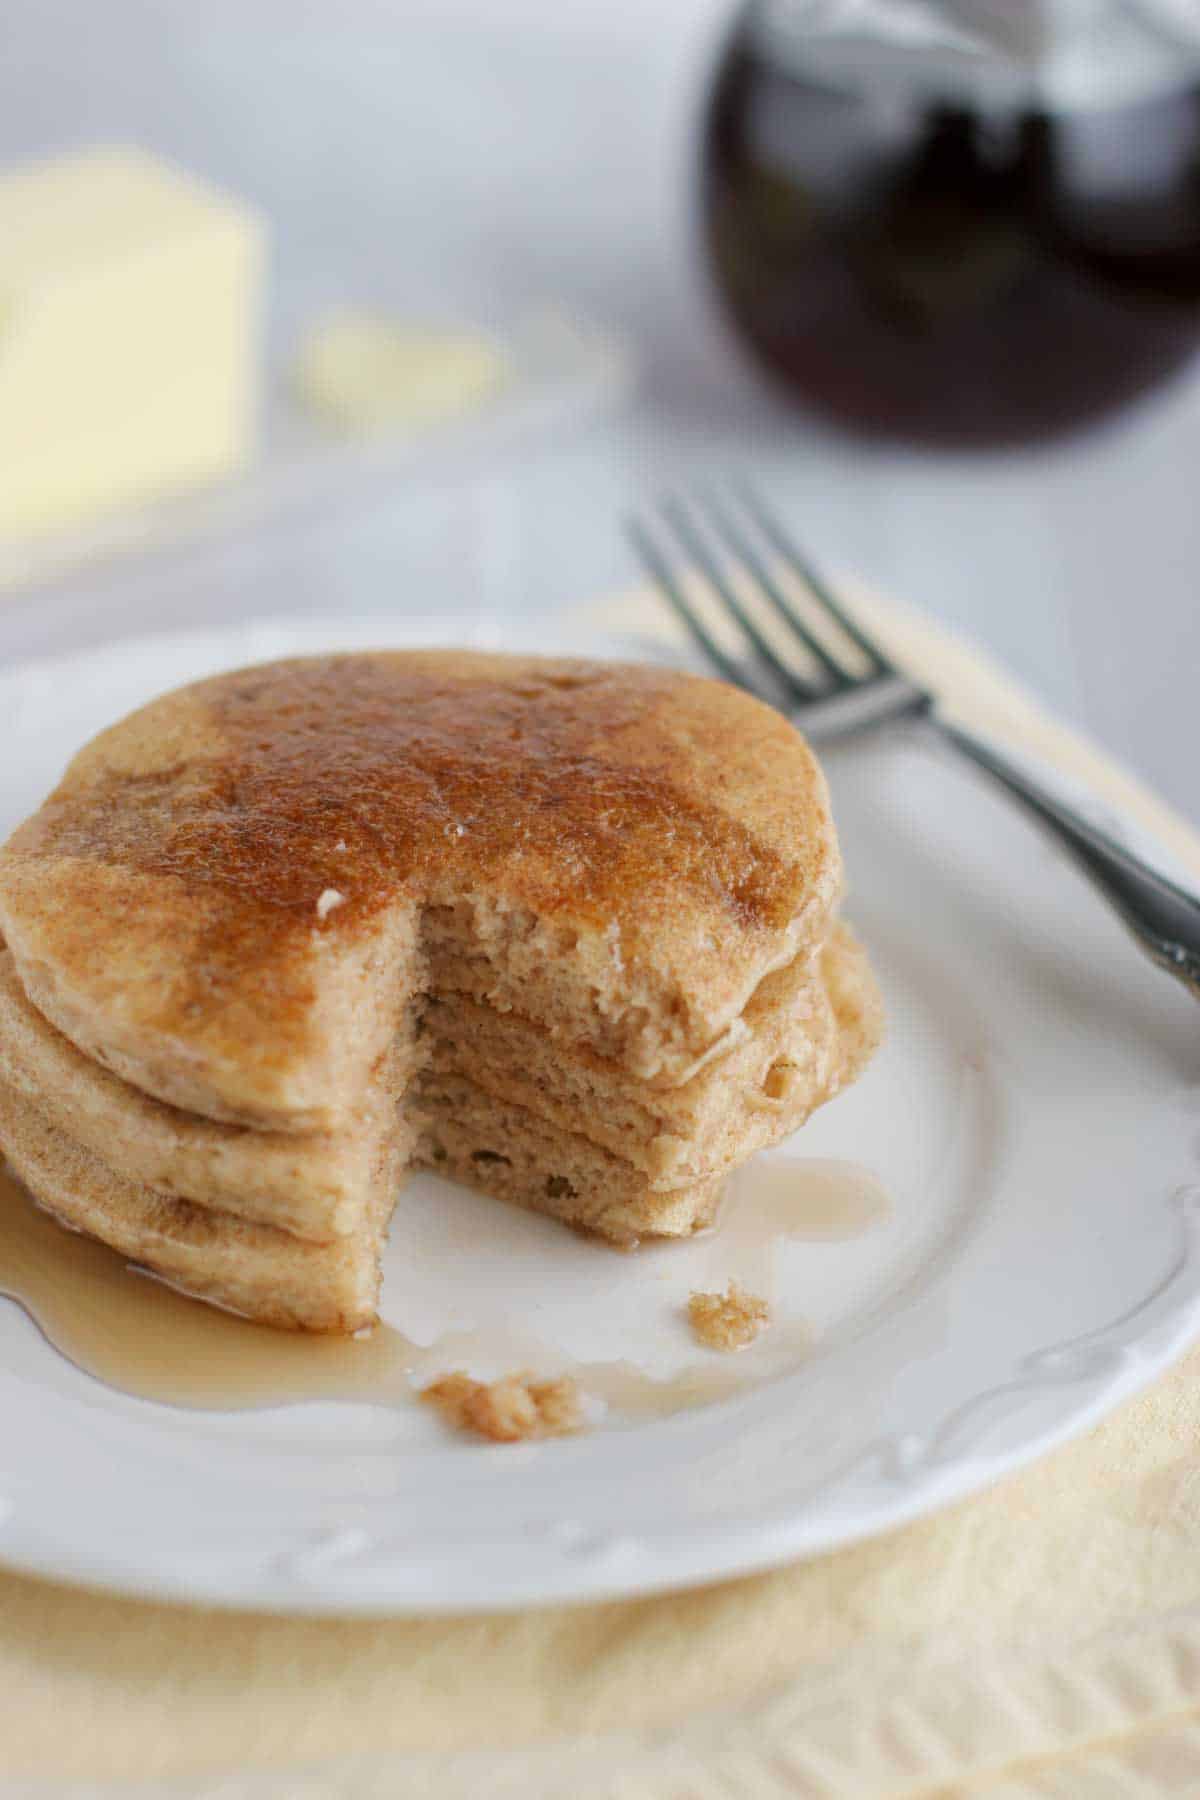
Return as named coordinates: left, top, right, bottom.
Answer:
left=1, top=0, right=1197, bottom=817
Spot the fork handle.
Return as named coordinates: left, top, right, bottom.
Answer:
left=933, top=714, right=1200, bottom=1001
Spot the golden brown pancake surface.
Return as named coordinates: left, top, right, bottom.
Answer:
left=0, top=653, right=843, bottom=1127
left=11, top=653, right=832, bottom=927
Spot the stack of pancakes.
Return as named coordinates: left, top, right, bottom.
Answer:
left=0, top=652, right=882, bottom=1331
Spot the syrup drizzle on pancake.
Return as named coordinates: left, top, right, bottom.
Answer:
left=16, top=658, right=815, bottom=948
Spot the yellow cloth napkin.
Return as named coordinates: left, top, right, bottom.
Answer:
left=3, top=585, right=1199, bottom=1800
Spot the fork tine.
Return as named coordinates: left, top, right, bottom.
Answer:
left=735, top=480, right=894, bottom=676
left=659, top=495, right=825, bottom=703
left=700, top=487, right=851, bottom=688
left=625, top=515, right=747, bottom=692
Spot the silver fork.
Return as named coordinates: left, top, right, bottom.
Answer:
left=628, top=483, right=1200, bottom=1002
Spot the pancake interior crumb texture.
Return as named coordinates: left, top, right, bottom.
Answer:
left=0, top=650, right=883, bottom=1333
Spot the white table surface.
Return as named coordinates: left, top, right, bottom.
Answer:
left=1, top=0, right=1196, bottom=823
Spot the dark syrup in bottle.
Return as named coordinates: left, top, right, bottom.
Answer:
left=702, top=1, right=1200, bottom=446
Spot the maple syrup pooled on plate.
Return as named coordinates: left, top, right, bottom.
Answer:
left=712, top=1156, right=891, bottom=1291
left=722, top=1156, right=890, bottom=1244
left=0, top=1159, right=888, bottom=1418
left=0, top=1167, right=417, bottom=1410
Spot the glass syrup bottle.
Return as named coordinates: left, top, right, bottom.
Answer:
left=702, top=0, right=1200, bottom=445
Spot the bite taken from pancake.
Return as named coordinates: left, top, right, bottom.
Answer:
left=0, top=651, right=883, bottom=1330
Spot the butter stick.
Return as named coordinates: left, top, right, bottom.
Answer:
left=0, top=145, right=265, bottom=539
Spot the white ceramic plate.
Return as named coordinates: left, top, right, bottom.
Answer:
left=0, top=615, right=1197, bottom=1616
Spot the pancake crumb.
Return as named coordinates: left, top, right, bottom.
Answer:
left=688, top=1281, right=770, bottom=1351
left=421, top=1370, right=585, bottom=1442
left=315, top=887, right=345, bottom=920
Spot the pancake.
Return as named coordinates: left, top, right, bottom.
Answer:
left=0, top=651, right=879, bottom=1331
left=0, top=1078, right=398, bottom=1331
left=0, top=949, right=415, bottom=1240
left=419, top=923, right=881, bottom=1188
left=0, top=654, right=841, bottom=1129
left=412, top=1072, right=727, bottom=1242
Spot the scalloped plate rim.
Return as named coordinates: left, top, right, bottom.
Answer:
left=0, top=610, right=1195, bottom=1615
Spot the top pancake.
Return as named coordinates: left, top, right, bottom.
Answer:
left=0, top=652, right=841, bottom=1129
